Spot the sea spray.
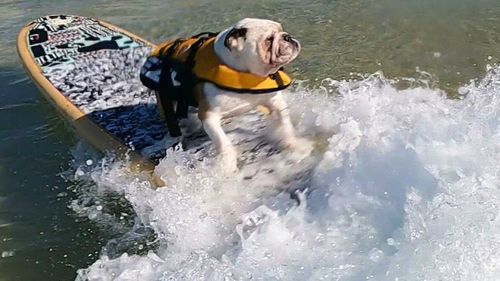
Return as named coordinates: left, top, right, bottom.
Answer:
left=74, top=66, right=500, bottom=280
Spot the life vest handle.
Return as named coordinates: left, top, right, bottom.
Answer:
left=190, top=32, right=218, bottom=39
left=185, top=34, right=215, bottom=68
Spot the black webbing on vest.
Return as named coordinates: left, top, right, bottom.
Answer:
left=158, top=58, right=182, bottom=137
left=156, top=33, right=217, bottom=137
left=177, top=33, right=216, bottom=119
left=156, top=38, right=190, bottom=137
left=185, top=32, right=217, bottom=68
left=270, top=73, right=284, bottom=87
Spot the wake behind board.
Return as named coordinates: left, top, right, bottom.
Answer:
left=17, top=15, right=314, bottom=187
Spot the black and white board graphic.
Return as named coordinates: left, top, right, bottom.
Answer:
left=19, top=15, right=173, bottom=163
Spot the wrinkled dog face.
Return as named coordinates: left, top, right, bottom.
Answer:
left=219, top=18, right=301, bottom=77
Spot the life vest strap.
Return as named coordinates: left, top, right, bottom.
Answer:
left=154, top=33, right=218, bottom=137
left=185, top=33, right=215, bottom=68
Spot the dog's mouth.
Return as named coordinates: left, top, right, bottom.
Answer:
left=263, top=33, right=299, bottom=69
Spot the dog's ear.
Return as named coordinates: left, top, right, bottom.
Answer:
left=224, top=27, right=247, bottom=51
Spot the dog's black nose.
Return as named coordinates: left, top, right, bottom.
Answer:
left=283, top=34, right=293, bottom=42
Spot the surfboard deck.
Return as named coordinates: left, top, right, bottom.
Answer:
left=17, top=15, right=314, bottom=188
left=17, top=15, right=165, bottom=170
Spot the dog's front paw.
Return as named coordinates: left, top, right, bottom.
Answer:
left=282, top=137, right=298, bottom=150
left=218, top=149, right=239, bottom=174
left=284, top=137, right=314, bottom=161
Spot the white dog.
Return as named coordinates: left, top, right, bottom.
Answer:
left=141, top=18, right=302, bottom=173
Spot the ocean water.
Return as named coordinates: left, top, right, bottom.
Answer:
left=1, top=0, right=500, bottom=280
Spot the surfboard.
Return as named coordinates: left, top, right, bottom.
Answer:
left=16, top=15, right=176, bottom=172
left=17, top=15, right=314, bottom=188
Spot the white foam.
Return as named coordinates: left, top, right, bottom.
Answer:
left=1, top=250, right=15, bottom=258
left=73, top=66, right=500, bottom=280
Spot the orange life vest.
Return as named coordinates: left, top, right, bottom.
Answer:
left=150, top=33, right=292, bottom=93
left=140, top=33, right=293, bottom=138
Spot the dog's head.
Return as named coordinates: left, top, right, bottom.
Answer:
left=215, top=18, right=301, bottom=77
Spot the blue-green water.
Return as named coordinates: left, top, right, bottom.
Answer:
left=0, top=0, right=499, bottom=280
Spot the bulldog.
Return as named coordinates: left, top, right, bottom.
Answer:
left=141, top=18, right=303, bottom=173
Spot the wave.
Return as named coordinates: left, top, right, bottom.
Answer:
left=72, top=65, right=500, bottom=281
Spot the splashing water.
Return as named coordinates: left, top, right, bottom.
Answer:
left=72, top=66, right=500, bottom=281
